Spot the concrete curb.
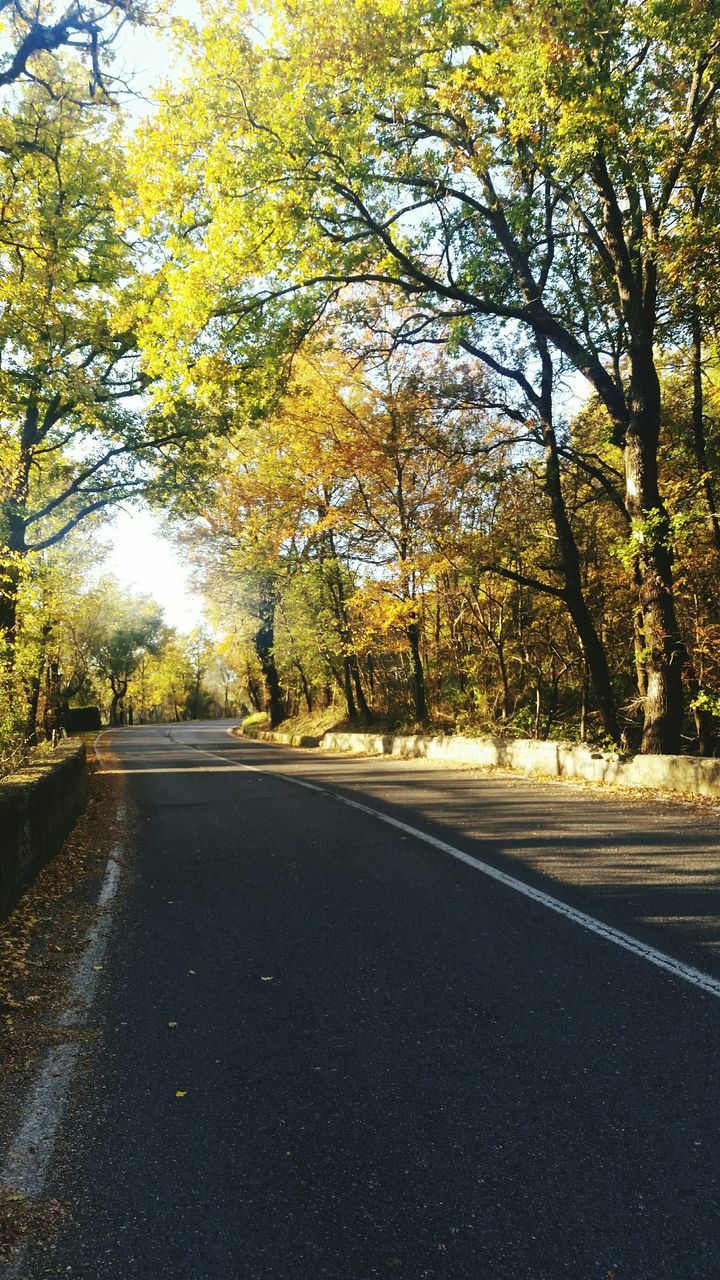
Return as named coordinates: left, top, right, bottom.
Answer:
left=235, top=723, right=720, bottom=801
left=237, top=726, right=322, bottom=748
left=0, top=741, right=87, bottom=922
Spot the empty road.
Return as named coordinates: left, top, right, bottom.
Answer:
left=9, top=721, right=720, bottom=1279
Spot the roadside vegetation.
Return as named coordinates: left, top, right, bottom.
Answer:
left=3, top=0, right=720, bottom=771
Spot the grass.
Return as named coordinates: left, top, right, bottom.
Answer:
left=263, top=707, right=453, bottom=739
left=272, top=707, right=348, bottom=738
left=241, top=711, right=269, bottom=730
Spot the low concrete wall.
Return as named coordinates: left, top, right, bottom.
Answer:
left=319, top=731, right=720, bottom=799
left=241, top=727, right=322, bottom=748
left=0, top=741, right=87, bottom=922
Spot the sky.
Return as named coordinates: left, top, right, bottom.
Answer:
left=113, top=0, right=201, bottom=107
left=94, top=1, right=204, bottom=634
left=102, top=507, right=199, bottom=631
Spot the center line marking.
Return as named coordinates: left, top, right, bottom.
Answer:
left=175, top=728, right=720, bottom=1003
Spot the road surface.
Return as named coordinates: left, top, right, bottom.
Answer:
left=10, top=721, right=720, bottom=1278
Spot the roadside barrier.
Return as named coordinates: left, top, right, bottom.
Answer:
left=239, top=724, right=720, bottom=800
left=0, top=741, right=87, bottom=922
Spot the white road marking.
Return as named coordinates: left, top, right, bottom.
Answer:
left=97, top=857, right=122, bottom=908
left=1, top=1044, right=81, bottom=1199
left=93, top=727, right=114, bottom=763
left=0, top=800, right=125, bottom=1274
left=59, top=849, right=122, bottom=1027
left=178, top=729, right=720, bottom=1003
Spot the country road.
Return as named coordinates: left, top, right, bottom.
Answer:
left=8, top=720, right=720, bottom=1279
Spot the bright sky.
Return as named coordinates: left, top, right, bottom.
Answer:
left=113, top=0, right=200, bottom=107
left=102, top=507, right=199, bottom=631
left=95, top=1, right=204, bottom=634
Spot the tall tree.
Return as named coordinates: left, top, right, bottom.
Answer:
left=135, top=0, right=720, bottom=751
left=86, top=581, right=166, bottom=724
left=0, top=71, right=194, bottom=656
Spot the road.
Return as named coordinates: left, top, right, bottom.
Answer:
left=11, top=721, right=720, bottom=1279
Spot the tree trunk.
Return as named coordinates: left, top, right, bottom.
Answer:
left=109, top=678, right=127, bottom=727
left=349, top=654, right=372, bottom=724
left=27, top=663, right=44, bottom=744
left=533, top=676, right=542, bottom=739
left=366, top=651, right=376, bottom=697
left=0, top=419, right=35, bottom=658
left=0, top=506, right=26, bottom=657
left=293, top=657, right=313, bottom=713
left=0, top=558, right=20, bottom=651
left=579, top=658, right=589, bottom=742
left=406, top=618, right=428, bottom=725
left=320, top=526, right=372, bottom=723
left=624, top=352, right=685, bottom=753
left=691, top=305, right=720, bottom=561
left=536, top=342, right=620, bottom=744
left=341, top=655, right=358, bottom=721
left=246, top=671, right=264, bottom=712
left=254, top=590, right=285, bottom=728
left=543, top=654, right=562, bottom=740
left=493, top=616, right=511, bottom=722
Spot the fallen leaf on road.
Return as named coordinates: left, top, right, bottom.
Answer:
left=261, top=976, right=274, bottom=981
left=175, top=1091, right=187, bottom=1098
left=92, top=965, right=103, bottom=971
left=168, top=1022, right=177, bottom=1029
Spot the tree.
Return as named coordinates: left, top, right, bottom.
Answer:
left=183, top=626, right=216, bottom=719
left=127, top=635, right=193, bottom=722
left=0, top=0, right=152, bottom=95
left=301, top=347, right=486, bottom=728
left=0, top=71, right=205, bottom=658
left=87, top=581, right=166, bottom=723
left=135, top=0, right=720, bottom=751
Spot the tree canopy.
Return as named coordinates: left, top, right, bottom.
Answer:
left=4, top=0, right=720, bottom=764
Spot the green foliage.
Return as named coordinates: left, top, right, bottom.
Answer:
left=0, top=658, right=30, bottom=771
left=691, top=688, right=720, bottom=718
left=0, top=74, right=144, bottom=547
left=132, top=0, right=720, bottom=408
left=5, top=1, right=720, bottom=756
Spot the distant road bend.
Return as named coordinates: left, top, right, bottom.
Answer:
left=14, top=721, right=720, bottom=1278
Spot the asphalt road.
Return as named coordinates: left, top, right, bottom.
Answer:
left=16, top=721, right=720, bottom=1278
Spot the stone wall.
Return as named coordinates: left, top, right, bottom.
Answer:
left=0, top=741, right=87, bottom=922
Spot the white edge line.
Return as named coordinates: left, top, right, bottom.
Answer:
left=184, top=734, right=720, bottom=1003
left=93, top=727, right=113, bottom=764
left=58, top=848, right=123, bottom=1027
left=0, top=1044, right=82, bottom=1200
left=0, top=810, right=125, bottom=1274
